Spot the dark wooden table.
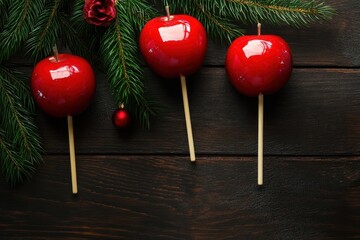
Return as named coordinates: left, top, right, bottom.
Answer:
left=1, top=1, right=359, bottom=239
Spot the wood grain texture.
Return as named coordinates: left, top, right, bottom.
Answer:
left=0, top=156, right=359, bottom=240
left=34, top=68, right=360, bottom=156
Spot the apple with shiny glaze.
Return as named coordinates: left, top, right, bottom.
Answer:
left=226, top=35, right=293, bottom=97
left=31, top=53, right=96, bottom=117
left=139, top=14, right=207, bottom=79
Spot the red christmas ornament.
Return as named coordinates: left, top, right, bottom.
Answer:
left=139, top=10, right=207, bottom=79
left=226, top=29, right=292, bottom=96
left=31, top=53, right=96, bottom=117
left=112, top=105, right=131, bottom=128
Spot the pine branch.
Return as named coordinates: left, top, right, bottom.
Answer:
left=0, top=129, right=25, bottom=183
left=162, top=0, right=242, bottom=43
left=223, top=0, right=335, bottom=26
left=195, top=2, right=244, bottom=43
left=25, top=0, right=62, bottom=61
left=59, top=14, right=100, bottom=66
left=0, top=1, right=9, bottom=29
left=123, top=0, right=157, bottom=32
left=100, top=1, right=157, bottom=128
left=165, top=0, right=334, bottom=42
left=61, top=0, right=101, bottom=63
left=0, top=66, right=43, bottom=185
left=0, top=0, right=45, bottom=63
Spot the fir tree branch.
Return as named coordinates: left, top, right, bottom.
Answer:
left=0, top=1, right=9, bottom=29
left=61, top=0, right=101, bottom=64
left=0, top=130, right=26, bottom=183
left=25, top=0, right=62, bottom=61
left=0, top=66, right=43, bottom=184
left=0, top=0, right=45, bottom=63
left=123, top=0, right=157, bottom=32
left=100, top=1, right=157, bottom=128
left=165, top=0, right=334, bottom=43
left=222, top=0, right=335, bottom=26
left=164, top=0, right=243, bottom=43
left=195, top=2, right=244, bottom=43
left=59, top=14, right=100, bottom=65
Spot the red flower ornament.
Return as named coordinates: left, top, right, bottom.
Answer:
left=83, top=0, right=116, bottom=27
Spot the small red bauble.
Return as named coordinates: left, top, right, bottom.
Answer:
left=139, top=14, right=207, bottom=78
left=31, top=53, right=96, bottom=117
left=112, top=107, right=131, bottom=128
left=226, top=35, right=293, bottom=97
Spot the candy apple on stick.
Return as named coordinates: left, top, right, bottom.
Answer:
left=31, top=46, right=95, bottom=194
left=226, top=24, right=293, bottom=185
left=139, top=6, right=207, bottom=162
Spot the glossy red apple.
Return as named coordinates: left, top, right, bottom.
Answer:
left=31, top=53, right=96, bottom=117
left=139, top=14, right=207, bottom=78
left=226, top=35, right=293, bottom=97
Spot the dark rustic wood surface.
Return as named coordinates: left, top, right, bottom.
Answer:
left=1, top=0, right=360, bottom=239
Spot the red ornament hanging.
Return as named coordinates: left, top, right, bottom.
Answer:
left=112, top=104, right=131, bottom=128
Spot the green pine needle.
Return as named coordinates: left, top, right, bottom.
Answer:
left=0, top=1, right=9, bottom=29
left=100, top=1, right=158, bottom=128
left=25, top=0, right=62, bottom=61
left=222, top=0, right=335, bottom=26
left=0, top=0, right=45, bottom=63
left=123, top=0, right=158, bottom=31
left=61, top=0, right=101, bottom=64
left=194, top=3, right=245, bottom=44
left=167, top=0, right=334, bottom=42
left=0, top=66, right=43, bottom=185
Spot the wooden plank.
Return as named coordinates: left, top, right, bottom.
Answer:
left=0, top=155, right=359, bottom=239
left=35, top=68, right=360, bottom=155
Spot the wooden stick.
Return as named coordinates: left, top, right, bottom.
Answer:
left=258, top=93, right=264, bottom=185
left=180, top=74, right=196, bottom=162
left=52, top=45, right=59, bottom=62
left=67, top=115, right=78, bottom=194
left=165, top=5, right=171, bottom=21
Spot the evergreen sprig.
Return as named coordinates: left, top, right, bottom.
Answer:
left=63, top=0, right=100, bottom=63
left=24, top=0, right=63, bottom=61
left=0, top=0, right=45, bottom=63
left=100, top=1, right=158, bottom=128
left=0, top=0, right=9, bottom=29
left=167, top=0, right=334, bottom=43
left=0, top=66, right=43, bottom=184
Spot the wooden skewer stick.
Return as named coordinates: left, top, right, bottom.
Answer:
left=67, top=115, right=78, bottom=194
left=257, top=22, right=264, bottom=185
left=52, top=45, right=59, bottom=61
left=258, top=93, right=264, bottom=185
left=165, top=4, right=171, bottom=21
left=180, top=74, right=196, bottom=162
